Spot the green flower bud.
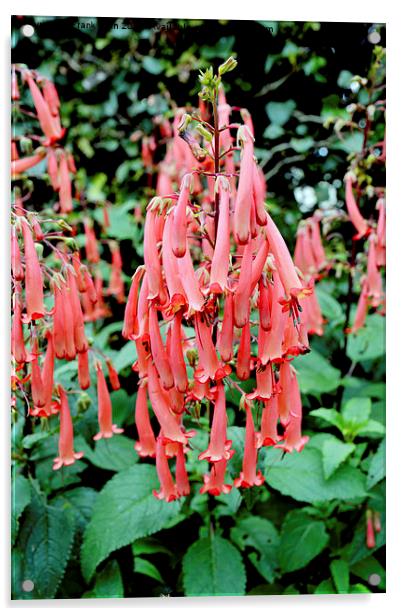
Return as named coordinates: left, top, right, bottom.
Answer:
left=218, top=56, right=238, bottom=76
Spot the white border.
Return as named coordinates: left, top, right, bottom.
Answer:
left=2, top=1, right=402, bottom=614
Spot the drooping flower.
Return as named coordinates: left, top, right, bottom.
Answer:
left=233, top=241, right=253, bottom=328
left=144, top=206, right=167, bottom=305
left=26, top=73, right=65, bottom=145
left=234, top=401, right=264, bottom=488
left=236, top=321, right=251, bottom=381
left=106, top=359, right=121, bottom=391
left=153, top=434, right=178, bottom=502
left=11, top=290, right=30, bottom=365
left=83, top=218, right=100, bottom=264
left=347, top=277, right=369, bottom=334
left=21, top=219, right=45, bottom=321
left=199, top=382, right=233, bottom=462
left=175, top=443, right=190, bottom=497
left=78, top=350, right=90, bottom=390
left=122, top=266, right=144, bottom=340
left=217, top=290, right=234, bottom=362
left=11, top=228, right=24, bottom=282
left=200, top=459, right=232, bottom=496
left=108, top=243, right=125, bottom=303
left=194, top=312, right=231, bottom=382
left=94, top=363, right=123, bottom=440
left=134, top=383, right=156, bottom=457
left=172, top=173, right=192, bottom=258
left=275, top=368, right=309, bottom=453
left=66, top=268, right=88, bottom=354
left=366, top=509, right=376, bottom=549
left=12, top=150, right=46, bottom=176
left=366, top=233, right=383, bottom=307
left=344, top=172, right=369, bottom=239
left=234, top=125, right=255, bottom=244
left=42, top=79, right=60, bottom=117
left=149, top=304, right=174, bottom=390
left=58, top=151, right=73, bottom=213
left=167, top=312, right=188, bottom=393
left=257, top=395, right=280, bottom=447
left=53, top=385, right=84, bottom=470
left=162, top=214, right=187, bottom=313
left=209, top=176, right=231, bottom=293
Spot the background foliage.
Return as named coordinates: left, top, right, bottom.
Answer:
left=11, top=16, right=385, bottom=599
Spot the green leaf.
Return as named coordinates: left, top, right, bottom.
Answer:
left=266, top=100, right=296, bottom=126
left=134, top=557, right=164, bottom=583
left=367, top=439, right=385, bottom=489
left=316, top=287, right=343, bottom=322
left=314, top=579, right=335, bottom=594
left=350, top=555, right=385, bottom=590
left=279, top=511, right=329, bottom=573
left=113, top=341, right=138, bottom=372
left=52, top=487, right=98, bottom=534
left=81, top=465, right=181, bottom=581
left=337, top=70, right=354, bottom=88
left=358, top=420, right=385, bottom=438
left=182, top=535, right=246, bottom=596
left=84, top=435, right=138, bottom=471
left=12, top=473, right=31, bottom=545
left=142, top=56, right=164, bottom=75
left=342, top=397, right=371, bottom=426
left=18, top=494, right=75, bottom=599
left=231, top=516, right=279, bottom=583
left=322, top=438, right=355, bottom=479
left=293, top=348, right=341, bottom=394
left=264, top=446, right=367, bottom=503
left=263, top=124, right=285, bottom=139
left=310, top=407, right=343, bottom=431
left=132, top=537, right=172, bottom=557
left=333, top=132, right=364, bottom=154
left=88, top=561, right=124, bottom=598
left=290, top=137, right=314, bottom=153
left=347, top=314, right=385, bottom=361
left=330, top=559, right=349, bottom=593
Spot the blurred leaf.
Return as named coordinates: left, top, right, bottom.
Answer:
left=132, top=537, right=172, bottom=556
left=142, top=56, right=164, bottom=75
left=86, top=560, right=123, bottom=598
left=330, top=559, right=349, bottom=593
left=367, top=439, right=385, bottom=489
left=322, top=438, right=355, bottom=479
left=52, top=487, right=98, bottom=534
left=266, top=100, right=296, bottom=126
left=279, top=511, right=329, bottom=573
left=333, top=132, right=364, bottom=154
left=182, top=535, right=246, bottom=596
left=134, top=557, right=164, bottom=583
left=337, top=70, right=353, bottom=88
left=264, top=446, right=367, bottom=503
left=113, top=341, right=138, bottom=372
left=293, top=348, right=341, bottom=394
left=81, top=465, right=181, bottom=581
left=290, top=136, right=314, bottom=152
left=314, top=579, right=335, bottom=594
left=264, top=124, right=285, bottom=139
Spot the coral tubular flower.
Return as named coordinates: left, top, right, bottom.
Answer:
left=162, top=214, right=187, bottom=312
left=194, top=313, right=230, bottom=382
left=234, top=125, right=255, bottom=244
left=344, top=172, right=369, bottom=239
left=253, top=164, right=268, bottom=227
left=258, top=274, right=286, bottom=365
left=21, top=219, right=45, bottom=321
left=42, top=79, right=60, bottom=117
left=12, top=150, right=46, bottom=176
left=276, top=370, right=309, bottom=453
left=53, top=386, right=84, bottom=470
left=12, top=67, right=20, bottom=100
left=366, top=510, right=376, bottom=549
left=144, top=208, right=166, bottom=304
left=233, top=241, right=253, bottom=328
left=257, top=395, right=280, bottom=448
left=348, top=277, right=369, bottom=334
left=218, top=290, right=234, bottom=362
left=108, top=243, right=125, bottom=303
left=265, top=213, right=311, bottom=317
left=367, top=233, right=383, bottom=307
left=66, top=269, right=88, bottom=354
left=236, top=321, right=251, bottom=381
left=11, top=229, right=24, bottom=282
left=247, top=362, right=275, bottom=401
left=234, top=401, right=264, bottom=488
left=199, top=382, right=233, bottom=462
left=147, top=360, right=190, bottom=444
left=94, top=363, right=123, bottom=440
left=134, top=384, right=156, bottom=457
left=122, top=266, right=144, bottom=340
left=149, top=304, right=174, bottom=390
left=82, top=267, right=98, bottom=304
left=83, top=218, right=100, bottom=264
left=175, top=242, right=205, bottom=313
left=11, top=293, right=30, bottom=365
left=172, top=173, right=192, bottom=258
left=258, top=276, right=271, bottom=331
left=78, top=350, right=90, bottom=390
left=175, top=443, right=191, bottom=497
left=58, top=151, right=73, bottom=214
left=250, top=237, right=270, bottom=293
left=309, top=214, right=326, bottom=271
left=209, top=176, right=231, bottom=293
left=106, top=359, right=121, bottom=391
left=26, top=73, right=64, bottom=145
left=153, top=435, right=178, bottom=502
left=168, top=312, right=188, bottom=393
left=41, top=332, right=55, bottom=415
left=200, top=459, right=232, bottom=496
